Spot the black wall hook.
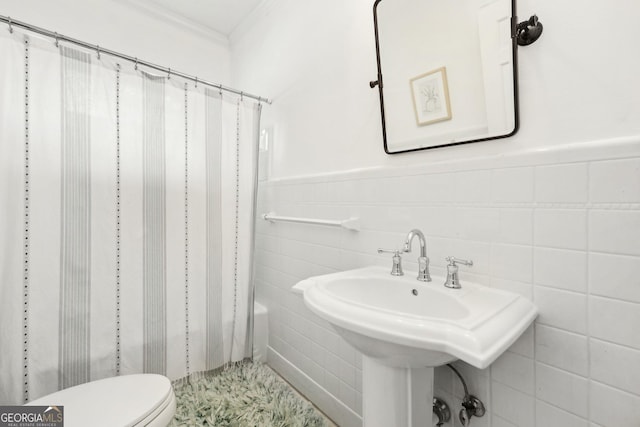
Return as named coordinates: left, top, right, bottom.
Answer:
left=517, top=15, right=543, bottom=46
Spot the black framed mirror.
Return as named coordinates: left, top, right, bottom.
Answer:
left=371, top=0, right=520, bottom=154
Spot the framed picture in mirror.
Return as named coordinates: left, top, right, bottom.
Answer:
left=371, top=0, right=520, bottom=154
left=409, top=67, right=452, bottom=126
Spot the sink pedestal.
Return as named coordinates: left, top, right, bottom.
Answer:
left=362, top=356, right=434, bottom=427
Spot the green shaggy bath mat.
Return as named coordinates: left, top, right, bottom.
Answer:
left=170, top=362, right=329, bottom=427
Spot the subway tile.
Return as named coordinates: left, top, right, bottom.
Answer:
left=338, top=250, right=381, bottom=272
left=340, top=228, right=402, bottom=255
left=491, top=351, right=534, bottom=394
left=338, top=381, right=358, bottom=412
left=491, top=278, right=533, bottom=299
left=490, top=244, right=533, bottom=283
left=536, top=401, right=588, bottom=427
left=354, top=390, right=363, bottom=416
left=589, top=296, right=640, bottom=350
left=535, top=325, right=588, bottom=376
left=425, top=237, right=456, bottom=270
left=355, top=178, right=386, bottom=203
left=492, top=416, right=518, bottom=427
left=339, top=359, right=357, bottom=389
left=310, top=342, right=326, bottom=369
left=409, top=206, right=457, bottom=238
left=356, top=205, right=412, bottom=233
left=508, top=324, right=534, bottom=357
left=306, top=360, right=325, bottom=387
left=338, top=339, right=358, bottom=367
left=454, top=169, right=492, bottom=203
left=322, top=329, right=342, bottom=356
left=589, top=253, right=640, bottom=303
left=590, top=381, right=640, bottom=427
left=492, top=382, right=534, bottom=427
left=324, top=371, right=341, bottom=398
left=326, top=180, right=353, bottom=203
left=590, top=158, right=640, bottom=203
left=589, top=210, right=640, bottom=256
left=534, top=248, right=587, bottom=293
left=310, top=181, right=329, bottom=202
left=324, top=350, right=341, bottom=379
left=534, top=286, right=587, bottom=334
left=536, top=163, right=588, bottom=203
left=590, top=339, right=640, bottom=396
left=492, top=167, right=535, bottom=203
left=496, top=208, right=533, bottom=245
left=535, top=362, right=589, bottom=417
left=413, top=172, right=456, bottom=203
left=534, top=209, right=587, bottom=250
left=454, top=207, right=499, bottom=241
left=379, top=176, right=416, bottom=203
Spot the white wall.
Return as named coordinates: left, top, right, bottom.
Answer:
left=234, top=0, right=640, bottom=426
left=231, top=0, right=640, bottom=179
left=2, top=0, right=230, bottom=83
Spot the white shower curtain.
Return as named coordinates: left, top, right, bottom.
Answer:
left=0, top=29, right=261, bottom=404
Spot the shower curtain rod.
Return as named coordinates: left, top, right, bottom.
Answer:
left=0, top=14, right=272, bottom=104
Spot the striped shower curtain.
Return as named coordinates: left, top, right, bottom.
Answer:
left=0, top=29, right=261, bottom=404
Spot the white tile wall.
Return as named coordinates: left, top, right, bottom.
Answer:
left=533, top=287, right=587, bottom=334
left=535, top=363, right=588, bottom=417
left=255, top=143, right=640, bottom=426
left=535, top=401, right=589, bottom=427
left=535, top=325, right=589, bottom=376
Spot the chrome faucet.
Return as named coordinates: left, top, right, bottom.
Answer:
left=377, top=248, right=404, bottom=276
left=444, top=256, right=473, bottom=289
left=402, top=229, right=431, bottom=282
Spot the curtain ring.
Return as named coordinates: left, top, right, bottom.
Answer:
left=240, top=91, right=244, bottom=101
left=54, top=32, right=59, bottom=47
left=194, top=77, right=198, bottom=88
left=7, top=17, right=13, bottom=34
left=134, top=58, right=138, bottom=71
left=167, top=68, right=171, bottom=79
left=96, top=45, right=101, bottom=60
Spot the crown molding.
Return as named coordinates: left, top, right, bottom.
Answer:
left=112, top=0, right=229, bottom=46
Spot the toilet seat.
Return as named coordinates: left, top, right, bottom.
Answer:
left=26, top=374, right=176, bottom=427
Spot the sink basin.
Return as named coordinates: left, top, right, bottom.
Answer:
left=294, top=266, right=538, bottom=427
left=295, top=265, right=537, bottom=369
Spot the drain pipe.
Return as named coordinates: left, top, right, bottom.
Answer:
left=447, top=364, right=486, bottom=426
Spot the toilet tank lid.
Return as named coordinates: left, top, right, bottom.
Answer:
left=26, top=374, right=173, bottom=427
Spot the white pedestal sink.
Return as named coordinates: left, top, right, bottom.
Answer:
left=294, top=266, right=537, bottom=427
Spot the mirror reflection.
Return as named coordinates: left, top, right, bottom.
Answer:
left=374, top=0, right=518, bottom=153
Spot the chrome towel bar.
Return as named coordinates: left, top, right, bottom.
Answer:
left=261, top=212, right=360, bottom=231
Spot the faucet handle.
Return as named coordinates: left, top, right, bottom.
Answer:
left=444, top=256, right=473, bottom=289
left=378, top=248, right=404, bottom=276
left=446, top=256, right=473, bottom=267
left=377, top=248, right=399, bottom=254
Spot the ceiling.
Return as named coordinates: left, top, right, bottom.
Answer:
left=133, top=0, right=264, bottom=36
